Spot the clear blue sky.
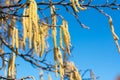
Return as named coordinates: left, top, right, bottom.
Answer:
left=0, top=0, right=120, bottom=80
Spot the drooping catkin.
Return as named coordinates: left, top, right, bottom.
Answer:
left=43, top=23, right=49, bottom=37
left=62, top=20, right=71, bottom=55
left=60, top=65, right=64, bottom=80
left=70, top=0, right=79, bottom=12
left=50, top=4, right=57, bottom=55
left=29, top=0, right=39, bottom=39
left=15, top=28, right=19, bottom=49
left=60, top=26, right=64, bottom=50
left=7, top=53, right=16, bottom=78
left=75, top=0, right=86, bottom=10
left=40, top=28, right=45, bottom=57
left=50, top=5, right=56, bottom=27
left=28, top=8, right=32, bottom=49
left=109, top=17, right=119, bottom=40
left=56, top=47, right=64, bottom=79
left=64, top=62, right=82, bottom=80
left=12, top=27, right=15, bottom=48
left=55, top=62, right=58, bottom=77
left=33, top=32, right=38, bottom=55
left=108, top=17, right=120, bottom=53
left=52, top=28, right=57, bottom=48
left=22, top=8, right=29, bottom=48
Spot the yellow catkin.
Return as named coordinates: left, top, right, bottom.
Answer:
left=70, top=0, right=79, bottom=12
left=15, top=28, right=19, bottom=49
left=28, top=8, right=32, bottom=49
left=74, top=70, right=82, bottom=80
left=25, top=8, right=29, bottom=36
left=60, top=65, right=64, bottom=80
left=52, top=28, right=57, bottom=48
left=7, top=53, right=16, bottom=78
left=50, top=5, right=56, bottom=27
left=57, top=48, right=63, bottom=66
left=62, top=20, right=71, bottom=55
left=54, top=48, right=58, bottom=77
left=26, top=0, right=39, bottom=51
left=50, top=4, right=57, bottom=55
left=70, top=72, right=73, bottom=80
left=40, top=29, right=45, bottom=57
left=12, top=27, right=15, bottom=48
left=38, top=32, right=41, bottom=48
left=30, top=0, right=39, bottom=41
left=54, top=61, right=58, bottom=77
left=109, top=17, right=119, bottom=40
left=22, top=8, right=30, bottom=48
left=60, top=26, right=64, bottom=50
left=75, top=0, right=86, bottom=10
left=48, top=74, right=52, bottom=80
left=33, top=32, right=37, bottom=55
left=43, top=23, right=49, bottom=37
left=56, top=48, right=64, bottom=79
left=109, top=17, right=120, bottom=53
left=22, top=8, right=26, bottom=47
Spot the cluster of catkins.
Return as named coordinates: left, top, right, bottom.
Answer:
left=22, top=0, right=49, bottom=57
left=5, top=0, right=88, bottom=79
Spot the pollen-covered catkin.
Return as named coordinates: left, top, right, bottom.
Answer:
left=109, top=17, right=120, bottom=53
left=109, top=17, right=119, bottom=40
left=22, top=8, right=27, bottom=47
left=60, top=26, right=64, bottom=50
left=33, top=32, right=38, bottom=55
left=15, top=28, right=19, bottom=49
left=50, top=4, right=57, bottom=49
left=7, top=53, right=16, bottom=78
left=62, top=20, right=71, bottom=54
left=12, top=27, right=15, bottom=48
left=75, top=0, right=86, bottom=10
left=40, top=29, right=45, bottom=57
left=70, top=0, right=79, bottom=12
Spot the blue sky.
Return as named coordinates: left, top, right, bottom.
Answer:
left=1, top=0, right=120, bottom=80
left=67, top=4, right=120, bottom=80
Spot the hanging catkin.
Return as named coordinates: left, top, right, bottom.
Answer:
left=33, top=32, right=38, bottom=55
left=40, top=27, right=45, bottom=57
left=28, top=7, right=32, bottom=49
left=7, top=53, right=16, bottom=78
left=62, top=20, right=71, bottom=55
left=50, top=4, right=57, bottom=47
left=70, top=0, right=79, bottom=12
left=55, top=47, right=64, bottom=79
left=109, top=17, right=119, bottom=40
left=22, top=8, right=30, bottom=48
left=15, top=28, right=19, bottom=49
left=75, top=0, right=86, bottom=10
left=12, top=27, right=15, bottom=48
left=60, top=26, right=64, bottom=50
left=108, top=17, right=120, bottom=53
